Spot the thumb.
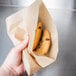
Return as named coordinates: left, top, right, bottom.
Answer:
left=13, top=34, right=29, bottom=53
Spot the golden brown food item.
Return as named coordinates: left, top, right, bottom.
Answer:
left=33, top=29, right=51, bottom=55
left=33, top=22, right=43, bottom=50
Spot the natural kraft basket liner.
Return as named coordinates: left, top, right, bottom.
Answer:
left=6, top=0, right=58, bottom=75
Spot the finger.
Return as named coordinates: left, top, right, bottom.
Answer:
left=15, top=63, right=25, bottom=75
left=13, top=34, right=30, bottom=52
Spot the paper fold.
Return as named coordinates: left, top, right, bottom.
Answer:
left=22, top=48, right=40, bottom=75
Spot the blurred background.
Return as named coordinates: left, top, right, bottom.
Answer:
left=0, top=0, right=76, bottom=10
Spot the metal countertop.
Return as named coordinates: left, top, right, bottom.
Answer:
left=0, top=6, right=76, bottom=76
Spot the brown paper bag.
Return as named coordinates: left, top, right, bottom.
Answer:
left=6, top=0, right=58, bottom=75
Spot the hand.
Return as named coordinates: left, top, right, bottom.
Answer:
left=0, top=34, right=29, bottom=76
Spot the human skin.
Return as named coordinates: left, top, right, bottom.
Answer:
left=0, top=34, right=29, bottom=76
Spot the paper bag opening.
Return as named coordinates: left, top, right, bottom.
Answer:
left=29, top=1, right=58, bottom=67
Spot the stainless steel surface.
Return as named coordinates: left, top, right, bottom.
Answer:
left=0, top=6, right=76, bottom=76
left=0, top=0, right=76, bottom=9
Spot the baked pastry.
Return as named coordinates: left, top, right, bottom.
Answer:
left=33, top=29, right=51, bottom=55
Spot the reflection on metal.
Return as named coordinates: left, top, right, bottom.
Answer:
left=0, top=0, right=76, bottom=9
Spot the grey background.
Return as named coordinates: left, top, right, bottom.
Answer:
left=0, top=0, right=76, bottom=9
left=0, top=0, right=76, bottom=76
